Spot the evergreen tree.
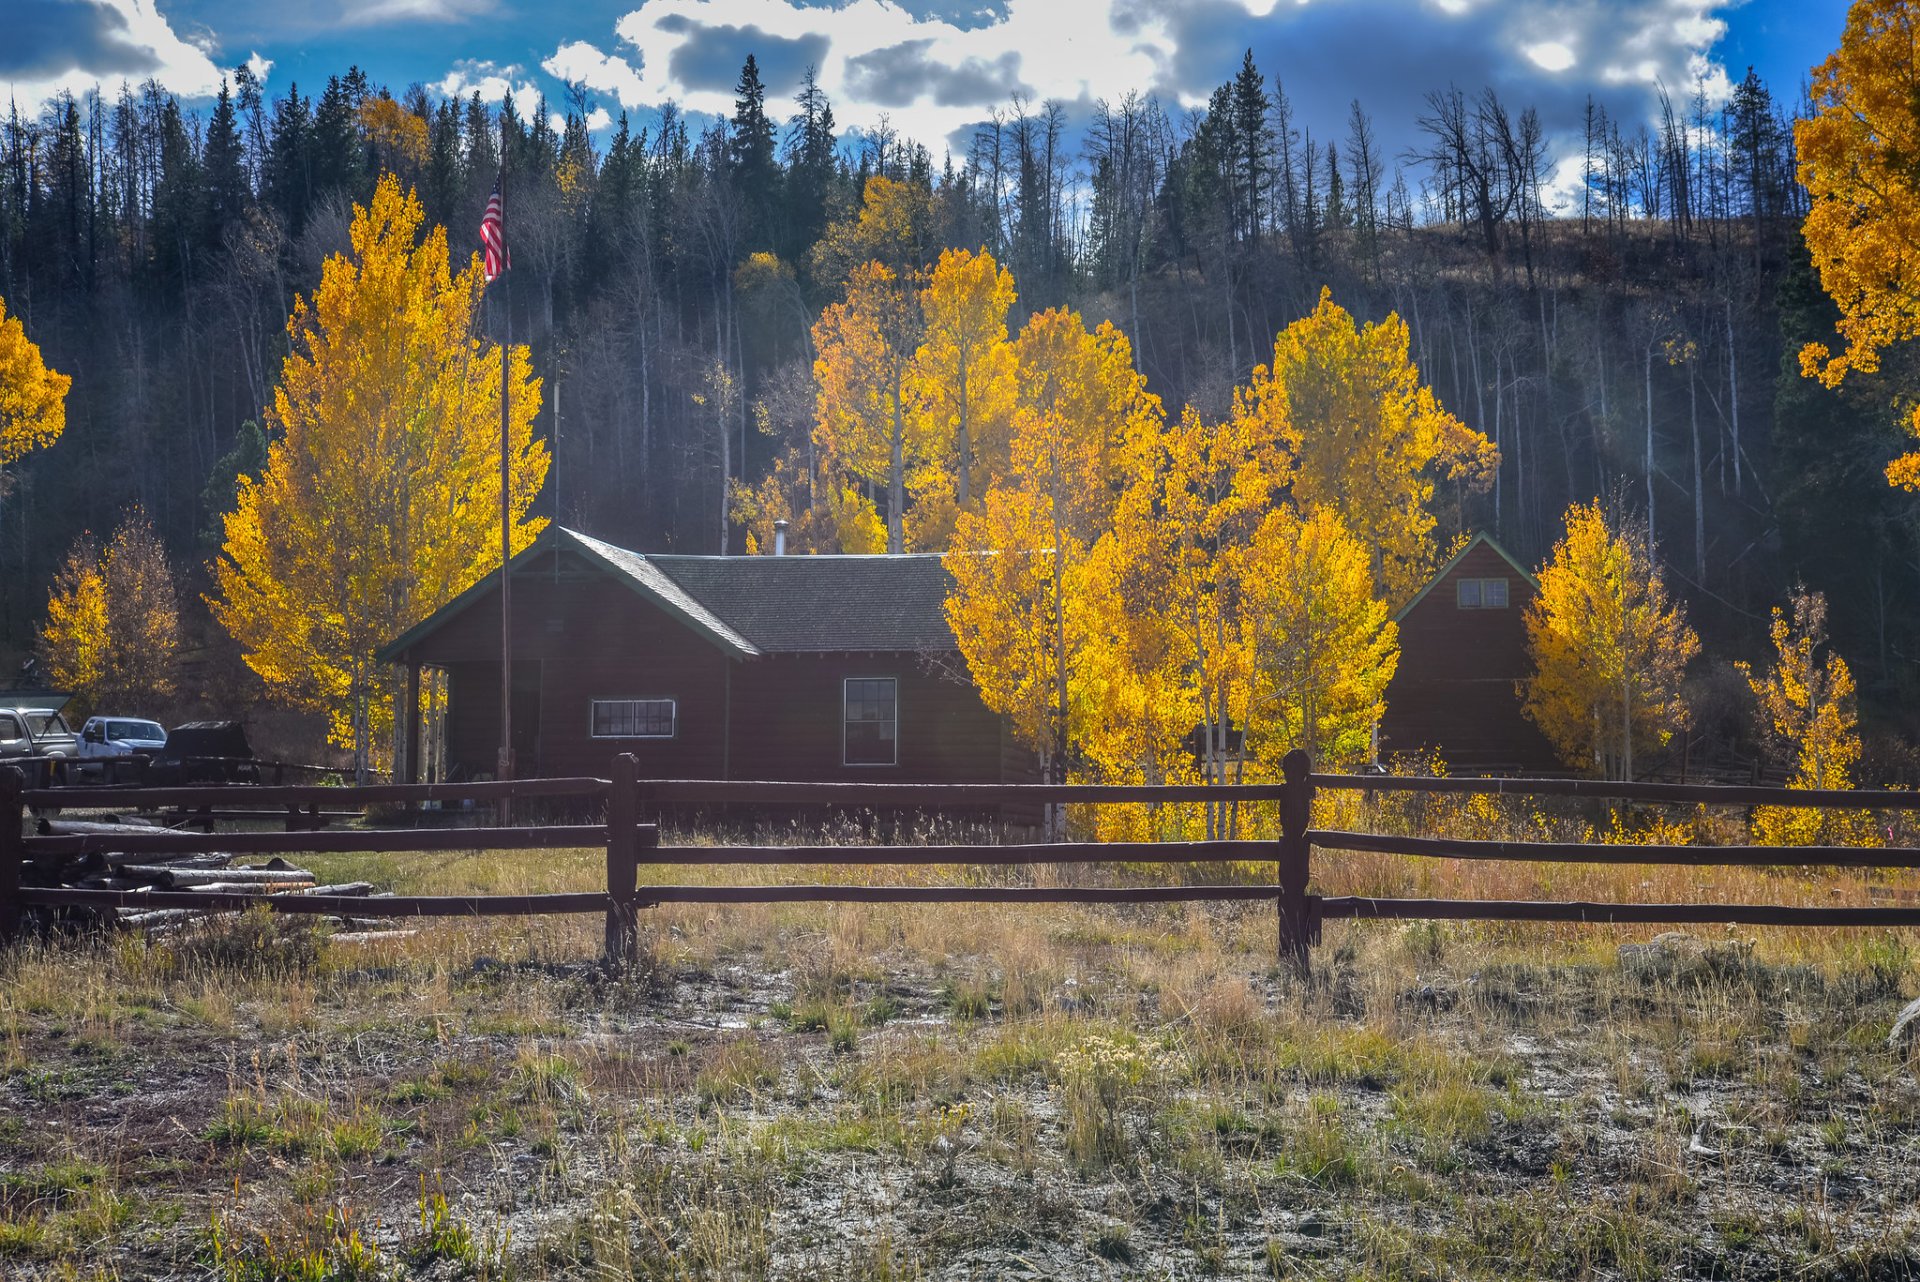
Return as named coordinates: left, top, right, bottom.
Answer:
left=202, top=79, right=249, bottom=249
left=1229, top=50, right=1271, bottom=244
left=731, top=55, right=779, bottom=250
left=265, top=83, right=312, bottom=235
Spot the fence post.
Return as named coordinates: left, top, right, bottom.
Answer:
left=0, top=767, right=23, bottom=946
left=1278, top=748, right=1315, bottom=975
left=604, top=753, right=640, bottom=966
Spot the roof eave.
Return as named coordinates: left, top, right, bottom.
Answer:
left=1392, top=531, right=1541, bottom=623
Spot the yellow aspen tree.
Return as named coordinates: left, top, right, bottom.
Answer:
left=909, top=247, right=1017, bottom=524
left=1242, top=505, right=1399, bottom=771
left=36, top=509, right=180, bottom=715
left=212, top=175, right=549, bottom=774
left=99, top=511, right=180, bottom=710
left=1112, top=404, right=1285, bottom=835
left=947, top=309, right=1161, bottom=795
left=809, top=175, right=934, bottom=286
left=0, top=292, right=72, bottom=469
left=1522, top=501, right=1699, bottom=780
left=811, top=261, right=924, bottom=552
left=1738, top=588, right=1877, bottom=846
left=1794, top=0, right=1920, bottom=486
left=1236, top=289, right=1497, bottom=603
left=37, top=536, right=107, bottom=710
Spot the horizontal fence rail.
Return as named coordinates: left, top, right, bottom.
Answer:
left=4, top=754, right=1920, bottom=973
left=640, top=775, right=1920, bottom=810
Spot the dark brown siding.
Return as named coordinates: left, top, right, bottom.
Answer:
left=400, top=553, right=1025, bottom=785
left=1380, top=542, right=1559, bottom=772
left=728, top=654, right=1012, bottom=783
left=401, top=558, right=731, bottom=780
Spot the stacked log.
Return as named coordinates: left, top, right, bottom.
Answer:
left=22, top=815, right=391, bottom=935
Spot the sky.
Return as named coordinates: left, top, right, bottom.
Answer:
left=6, top=0, right=1852, bottom=209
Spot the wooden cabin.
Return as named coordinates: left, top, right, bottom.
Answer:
left=1378, top=532, right=1560, bottom=774
left=376, top=527, right=1031, bottom=786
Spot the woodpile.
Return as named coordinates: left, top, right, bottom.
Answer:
left=24, top=815, right=392, bottom=934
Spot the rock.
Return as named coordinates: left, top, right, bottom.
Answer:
left=1396, top=982, right=1458, bottom=1012
left=1890, top=996, right=1920, bottom=1053
left=1618, top=932, right=1705, bottom=978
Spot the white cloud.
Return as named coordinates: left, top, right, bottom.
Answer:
left=3, top=0, right=223, bottom=109
left=551, top=0, right=1745, bottom=162
left=549, top=106, right=615, bottom=132
left=575, top=0, right=1176, bottom=148
left=245, top=51, right=273, bottom=83
left=542, top=40, right=648, bottom=107
left=338, top=0, right=496, bottom=26
left=1524, top=41, right=1576, bottom=73
left=434, top=58, right=541, bottom=105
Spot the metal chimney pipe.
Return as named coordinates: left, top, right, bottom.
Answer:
left=773, top=519, right=789, bottom=557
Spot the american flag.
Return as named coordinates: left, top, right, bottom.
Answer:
left=480, top=179, right=509, bottom=283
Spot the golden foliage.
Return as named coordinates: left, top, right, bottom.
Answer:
left=1244, top=505, right=1399, bottom=769
left=809, top=176, right=933, bottom=285
left=38, top=538, right=107, bottom=708
left=811, top=261, right=924, bottom=552
left=945, top=308, right=1161, bottom=778
left=1236, top=289, right=1496, bottom=604
left=0, top=292, right=71, bottom=468
left=1738, top=587, right=1878, bottom=847
left=909, top=247, right=1017, bottom=512
left=1521, top=501, right=1699, bottom=779
left=357, top=98, right=428, bottom=176
left=211, top=175, right=548, bottom=768
left=1795, top=0, right=1920, bottom=488
left=39, top=509, right=179, bottom=716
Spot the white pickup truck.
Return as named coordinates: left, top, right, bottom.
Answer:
left=77, top=717, right=168, bottom=771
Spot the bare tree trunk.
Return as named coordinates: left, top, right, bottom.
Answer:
left=1690, top=358, right=1704, bottom=583
left=1725, top=298, right=1741, bottom=497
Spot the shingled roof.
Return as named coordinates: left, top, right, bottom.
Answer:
left=376, top=527, right=959, bottom=662
left=649, top=553, right=957, bottom=653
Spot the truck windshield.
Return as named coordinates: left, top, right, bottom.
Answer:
left=109, top=721, right=165, bottom=740
left=26, top=713, right=71, bottom=736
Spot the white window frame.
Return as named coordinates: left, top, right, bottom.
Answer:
left=588, top=698, right=677, bottom=740
left=1456, top=577, right=1509, bottom=609
left=842, top=677, right=899, bottom=768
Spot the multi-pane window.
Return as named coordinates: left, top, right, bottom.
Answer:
left=843, top=678, right=898, bottom=766
left=590, top=699, right=676, bottom=739
left=1455, top=577, right=1510, bottom=610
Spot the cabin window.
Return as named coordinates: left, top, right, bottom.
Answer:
left=1456, top=577, right=1509, bottom=609
left=844, top=678, right=898, bottom=766
left=589, top=699, right=676, bottom=739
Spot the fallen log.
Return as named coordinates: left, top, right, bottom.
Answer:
left=101, top=850, right=230, bottom=870
left=190, top=880, right=315, bottom=895
left=37, top=818, right=163, bottom=837
left=118, top=866, right=312, bottom=886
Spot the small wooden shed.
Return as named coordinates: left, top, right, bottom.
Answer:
left=376, top=527, right=1032, bottom=786
left=1378, top=532, right=1560, bottom=774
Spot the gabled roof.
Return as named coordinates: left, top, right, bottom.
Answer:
left=375, top=527, right=761, bottom=663
left=649, top=553, right=956, bottom=653
left=1393, top=531, right=1540, bottom=623
left=376, top=527, right=961, bottom=662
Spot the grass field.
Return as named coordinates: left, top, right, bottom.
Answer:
left=1, top=802, right=1918, bottom=1280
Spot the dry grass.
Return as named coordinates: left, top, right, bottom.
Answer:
left=0, top=795, right=1916, bottom=1278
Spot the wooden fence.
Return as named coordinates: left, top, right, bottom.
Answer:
left=5, top=750, right=1920, bottom=974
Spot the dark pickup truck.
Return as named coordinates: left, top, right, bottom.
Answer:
left=0, top=693, right=80, bottom=787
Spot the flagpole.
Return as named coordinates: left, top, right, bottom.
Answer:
left=497, top=136, right=515, bottom=805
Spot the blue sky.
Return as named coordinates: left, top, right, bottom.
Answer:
left=9, top=0, right=1851, bottom=204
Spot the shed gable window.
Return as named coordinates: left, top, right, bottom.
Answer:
left=590, top=699, right=676, bottom=739
left=1455, top=577, right=1509, bottom=610
left=844, top=678, right=898, bottom=766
